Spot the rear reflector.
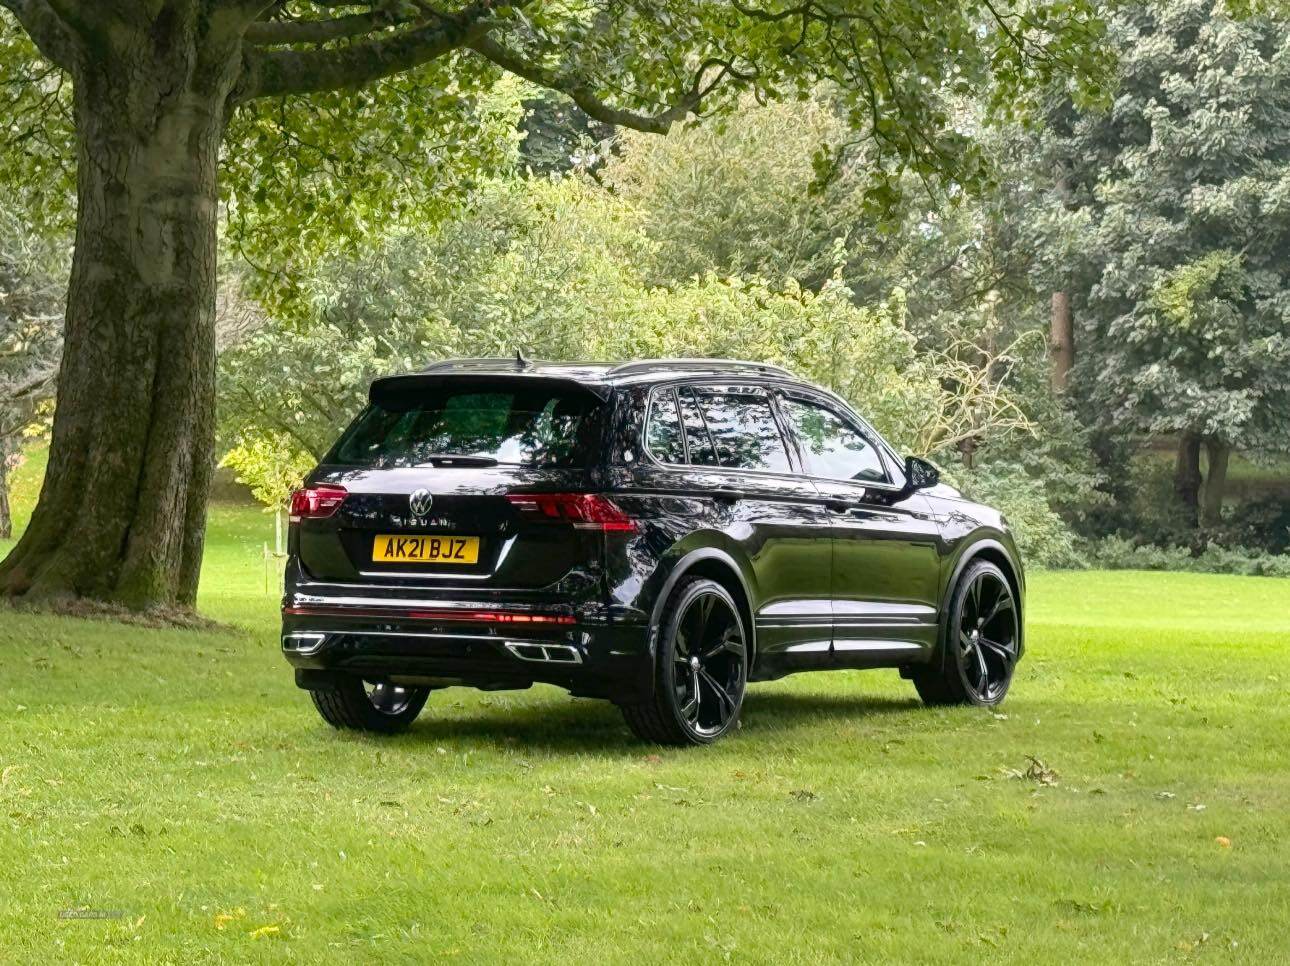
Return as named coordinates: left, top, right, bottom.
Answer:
left=289, top=484, right=348, bottom=522
left=283, top=605, right=575, bottom=625
left=505, top=492, right=637, bottom=532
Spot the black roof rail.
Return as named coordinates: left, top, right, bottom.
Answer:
left=605, top=358, right=793, bottom=378
left=418, top=357, right=533, bottom=373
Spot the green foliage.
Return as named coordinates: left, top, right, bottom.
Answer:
left=950, top=462, right=1083, bottom=568
left=218, top=175, right=955, bottom=502
left=225, top=72, right=528, bottom=310
left=0, top=26, right=74, bottom=235
left=219, top=435, right=317, bottom=510
left=605, top=98, right=876, bottom=290
left=1052, top=0, right=1290, bottom=455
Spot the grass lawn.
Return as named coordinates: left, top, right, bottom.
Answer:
left=2, top=488, right=1288, bottom=961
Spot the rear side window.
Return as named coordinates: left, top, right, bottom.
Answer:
left=645, top=389, right=686, bottom=464
left=695, top=391, right=792, bottom=473
left=329, top=382, right=601, bottom=468
left=780, top=396, right=888, bottom=483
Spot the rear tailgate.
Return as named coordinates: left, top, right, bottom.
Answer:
left=298, top=466, right=603, bottom=589
left=294, top=373, right=612, bottom=593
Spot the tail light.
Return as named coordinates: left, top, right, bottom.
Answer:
left=506, top=492, right=637, bottom=533
left=289, top=484, right=348, bottom=522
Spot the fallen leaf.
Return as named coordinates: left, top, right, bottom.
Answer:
left=1215, top=836, right=1232, bottom=848
left=213, top=907, right=246, bottom=930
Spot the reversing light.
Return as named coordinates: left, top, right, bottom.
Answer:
left=289, top=484, right=348, bottom=522
left=505, top=492, right=637, bottom=532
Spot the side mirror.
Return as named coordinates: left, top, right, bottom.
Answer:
left=905, top=456, right=939, bottom=490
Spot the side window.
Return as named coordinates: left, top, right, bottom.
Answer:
left=678, top=388, right=719, bottom=466
left=695, top=391, right=793, bottom=474
left=645, top=389, right=686, bottom=464
left=780, top=396, right=889, bottom=483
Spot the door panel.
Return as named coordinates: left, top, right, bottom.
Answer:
left=817, top=483, right=942, bottom=660
left=777, top=391, right=943, bottom=665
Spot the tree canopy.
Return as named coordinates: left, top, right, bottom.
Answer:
left=1049, top=0, right=1290, bottom=524
left=0, top=0, right=1111, bottom=611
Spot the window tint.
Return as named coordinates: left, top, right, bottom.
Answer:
left=678, top=389, right=719, bottom=466
left=645, top=389, right=686, bottom=464
left=781, top=396, right=888, bottom=483
left=329, top=383, right=600, bottom=468
left=695, top=391, right=792, bottom=473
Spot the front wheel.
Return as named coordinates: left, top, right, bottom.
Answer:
left=621, top=577, right=748, bottom=746
left=913, top=560, right=1019, bottom=707
left=309, top=677, right=431, bottom=733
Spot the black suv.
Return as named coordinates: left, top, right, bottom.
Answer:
left=283, top=358, right=1024, bottom=745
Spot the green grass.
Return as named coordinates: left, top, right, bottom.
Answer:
left=2, top=503, right=1289, bottom=962
left=1, top=442, right=47, bottom=540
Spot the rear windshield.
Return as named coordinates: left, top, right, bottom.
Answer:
left=327, top=381, right=603, bottom=468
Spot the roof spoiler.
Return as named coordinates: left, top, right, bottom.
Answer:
left=369, top=371, right=612, bottom=405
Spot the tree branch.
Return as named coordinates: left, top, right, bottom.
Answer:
left=246, top=9, right=407, bottom=46
left=467, top=35, right=727, bottom=134
left=0, top=361, right=59, bottom=403
left=0, top=0, right=77, bottom=69
left=238, top=0, right=501, bottom=99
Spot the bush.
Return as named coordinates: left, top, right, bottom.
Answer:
left=1081, top=536, right=1290, bottom=577
left=1214, top=496, right=1290, bottom=556
left=950, top=463, right=1084, bottom=569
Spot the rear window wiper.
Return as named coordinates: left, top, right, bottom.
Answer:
left=420, top=454, right=500, bottom=467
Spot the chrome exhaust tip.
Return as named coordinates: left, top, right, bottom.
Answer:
left=282, top=632, right=327, bottom=655
left=503, top=642, right=583, bottom=664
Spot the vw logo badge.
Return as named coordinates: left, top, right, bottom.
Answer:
left=409, top=488, right=434, bottom=518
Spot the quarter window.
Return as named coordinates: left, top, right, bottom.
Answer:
left=694, top=391, right=793, bottom=473
left=781, top=396, right=888, bottom=483
left=678, top=389, right=720, bottom=466
left=645, top=389, right=686, bottom=464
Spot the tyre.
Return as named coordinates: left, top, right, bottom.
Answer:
left=914, top=559, right=1019, bottom=707
left=309, top=677, right=431, bottom=733
left=621, top=576, right=748, bottom=746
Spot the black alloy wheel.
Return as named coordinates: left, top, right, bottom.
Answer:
left=913, top=560, right=1019, bottom=707
left=310, top=676, right=431, bottom=732
left=622, top=577, right=748, bottom=745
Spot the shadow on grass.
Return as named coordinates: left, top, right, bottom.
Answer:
left=391, top=689, right=919, bottom=754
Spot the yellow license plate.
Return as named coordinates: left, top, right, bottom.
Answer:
left=372, top=534, right=480, bottom=564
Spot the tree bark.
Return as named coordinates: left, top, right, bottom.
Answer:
left=1174, top=431, right=1202, bottom=529
left=1201, top=437, right=1230, bottom=529
left=0, top=20, right=241, bottom=610
left=1049, top=290, right=1074, bottom=391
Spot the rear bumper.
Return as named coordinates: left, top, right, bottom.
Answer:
left=281, top=570, right=654, bottom=702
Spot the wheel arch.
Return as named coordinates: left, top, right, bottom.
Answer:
left=939, top=538, right=1025, bottom=657
left=647, top=547, right=758, bottom=669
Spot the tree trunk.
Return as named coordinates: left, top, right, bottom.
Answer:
left=1174, top=431, right=1202, bottom=529
left=1049, top=291, right=1074, bottom=391
left=1201, top=437, right=1230, bottom=529
left=0, top=24, right=241, bottom=611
